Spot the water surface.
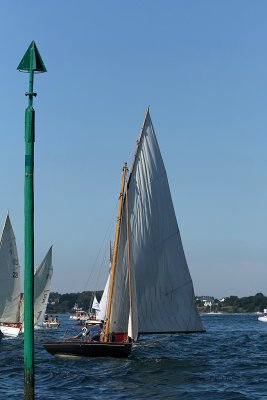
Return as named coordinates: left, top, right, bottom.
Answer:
left=1, top=313, right=267, bottom=399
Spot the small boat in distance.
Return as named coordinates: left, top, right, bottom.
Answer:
left=258, top=309, right=267, bottom=322
left=69, top=310, right=89, bottom=321
left=84, top=295, right=103, bottom=326
left=42, top=314, right=60, bottom=329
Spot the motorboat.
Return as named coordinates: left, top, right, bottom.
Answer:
left=258, top=309, right=267, bottom=322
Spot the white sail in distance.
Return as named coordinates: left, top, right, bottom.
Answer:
left=110, top=110, right=203, bottom=334
left=92, top=295, right=100, bottom=312
left=0, top=214, right=21, bottom=323
left=34, top=247, right=53, bottom=326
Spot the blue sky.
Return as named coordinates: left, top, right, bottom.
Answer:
left=0, top=1, right=266, bottom=297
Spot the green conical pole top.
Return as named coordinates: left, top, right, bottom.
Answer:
left=17, top=41, right=47, bottom=73
left=18, top=40, right=46, bottom=400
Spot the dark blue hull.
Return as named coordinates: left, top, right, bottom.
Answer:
left=43, top=340, right=132, bottom=358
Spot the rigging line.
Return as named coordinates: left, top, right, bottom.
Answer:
left=94, top=231, right=113, bottom=291
left=83, top=208, right=116, bottom=292
left=82, top=200, right=118, bottom=292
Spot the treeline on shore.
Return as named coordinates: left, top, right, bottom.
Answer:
left=47, top=291, right=103, bottom=314
left=197, top=293, right=267, bottom=313
left=47, top=291, right=267, bottom=314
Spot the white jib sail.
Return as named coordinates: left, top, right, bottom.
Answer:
left=34, top=247, right=53, bottom=326
left=96, top=274, right=110, bottom=321
left=111, top=111, right=203, bottom=334
left=0, top=214, right=21, bottom=323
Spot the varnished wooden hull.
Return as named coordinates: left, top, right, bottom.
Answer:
left=43, top=340, right=132, bottom=358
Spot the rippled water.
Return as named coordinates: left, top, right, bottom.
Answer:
left=1, top=314, right=267, bottom=399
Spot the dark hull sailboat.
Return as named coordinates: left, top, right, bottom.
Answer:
left=43, top=340, right=132, bottom=358
left=43, top=110, right=204, bottom=359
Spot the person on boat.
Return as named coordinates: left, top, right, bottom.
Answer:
left=91, top=331, right=101, bottom=341
left=99, top=330, right=105, bottom=342
left=44, top=314, right=48, bottom=322
left=63, top=326, right=90, bottom=341
left=86, top=323, right=104, bottom=341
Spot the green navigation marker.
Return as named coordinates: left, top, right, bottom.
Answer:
left=17, top=41, right=47, bottom=73
left=18, top=41, right=46, bottom=400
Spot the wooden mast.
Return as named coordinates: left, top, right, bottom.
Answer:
left=104, top=109, right=149, bottom=342
left=104, top=162, right=128, bottom=342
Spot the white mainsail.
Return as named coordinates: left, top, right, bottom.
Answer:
left=0, top=214, right=21, bottom=323
left=110, top=110, right=203, bottom=335
left=34, top=246, right=53, bottom=326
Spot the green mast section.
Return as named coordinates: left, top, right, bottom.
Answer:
left=17, top=41, right=46, bottom=400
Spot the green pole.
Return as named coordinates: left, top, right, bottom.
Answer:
left=17, top=41, right=47, bottom=400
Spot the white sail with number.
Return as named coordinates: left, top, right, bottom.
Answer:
left=0, top=214, right=21, bottom=323
left=110, top=110, right=203, bottom=335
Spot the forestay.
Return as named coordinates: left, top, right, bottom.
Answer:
left=0, top=214, right=20, bottom=323
left=110, top=111, right=203, bottom=334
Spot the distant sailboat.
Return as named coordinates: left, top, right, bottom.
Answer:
left=0, top=214, right=22, bottom=337
left=84, top=295, right=102, bottom=325
left=43, top=109, right=203, bottom=358
left=0, top=213, right=54, bottom=336
left=34, top=247, right=58, bottom=328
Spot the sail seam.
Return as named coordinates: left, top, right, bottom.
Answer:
left=153, top=230, right=181, bottom=250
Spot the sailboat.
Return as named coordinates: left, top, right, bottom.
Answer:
left=0, top=213, right=55, bottom=336
left=43, top=109, right=203, bottom=358
left=84, top=295, right=102, bottom=325
left=0, top=214, right=22, bottom=337
left=34, top=247, right=59, bottom=328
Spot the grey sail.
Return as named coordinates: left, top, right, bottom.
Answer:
left=110, top=111, right=203, bottom=335
left=0, top=214, right=21, bottom=323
